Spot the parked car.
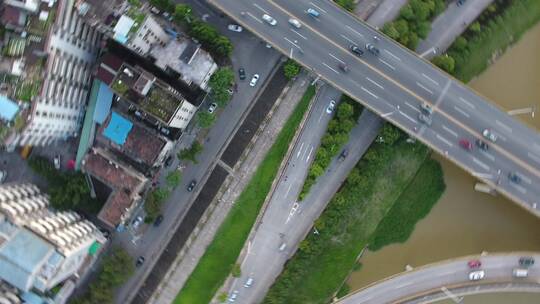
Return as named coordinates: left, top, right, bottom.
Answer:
left=338, top=148, right=349, bottom=162
left=420, top=103, right=433, bottom=115
left=482, top=128, right=498, bottom=142
left=187, top=180, right=197, bottom=192
left=418, top=113, right=432, bottom=126
left=467, top=259, right=482, bottom=269
left=338, top=63, right=349, bottom=73
left=132, top=216, right=143, bottom=229
left=227, top=24, right=243, bottom=32
left=238, top=68, right=246, bottom=80
left=54, top=155, right=61, bottom=170
left=508, top=172, right=521, bottom=184
left=208, top=103, right=218, bottom=114
left=326, top=99, right=336, bottom=114
left=288, top=18, right=302, bottom=28
left=468, top=270, right=485, bottom=281
left=475, top=139, right=489, bottom=151
left=0, top=171, right=6, bottom=184
left=519, top=256, right=535, bottom=267
left=249, top=74, right=260, bottom=87
left=228, top=290, right=239, bottom=302
left=365, top=43, right=380, bottom=55
left=160, top=126, right=171, bottom=136
left=459, top=139, right=473, bottom=151
left=350, top=44, right=364, bottom=56
left=153, top=214, right=164, bottom=227
left=307, top=8, right=320, bottom=17
left=262, top=14, right=277, bottom=26
left=243, top=277, right=254, bottom=288
left=164, top=155, right=174, bottom=167
left=135, top=256, right=145, bottom=267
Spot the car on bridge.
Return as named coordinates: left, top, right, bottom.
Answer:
left=468, top=270, right=485, bottom=281
left=288, top=18, right=302, bottom=28
left=519, top=256, right=535, bottom=267
left=468, top=259, right=482, bottom=269
left=307, top=8, right=320, bottom=17
left=338, top=63, right=349, bottom=73
left=350, top=45, right=364, bottom=57
left=508, top=172, right=521, bottom=184
left=459, top=139, right=473, bottom=151
left=365, top=43, right=380, bottom=55
left=418, top=113, right=432, bottom=126
left=420, top=103, right=433, bottom=115
left=475, top=139, right=489, bottom=151
left=482, top=128, right=498, bottom=142
left=262, top=14, right=277, bottom=26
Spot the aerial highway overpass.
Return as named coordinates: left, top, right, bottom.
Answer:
left=207, top=0, right=540, bottom=215
left=335, top=253, right=540, bottom=304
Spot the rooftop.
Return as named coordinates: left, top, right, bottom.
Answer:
left=0, top=95, right=20, bottom=121
left=103, top=111, right=133, bottom=145
left=74, top=0, right=126, bottom=28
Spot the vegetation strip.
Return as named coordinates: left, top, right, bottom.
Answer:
left=175, top=85, right=316, bottom=304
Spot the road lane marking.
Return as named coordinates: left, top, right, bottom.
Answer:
left=297, top=142, right=304, bottom=158
left=399, top=110, right=417, bottom=124
left=290, top=29, right=307, bottom=40
left=361, top=86, right=378, bottom=99
left=253, top=3, right=269, bottom=14
left=396, top=282, right=412, bottom=288
left=422, top=73, right=439, bottom=86
left=345, top=25, right=364, bottom=38
left=479, top=150, right=495, bottom=162
left=495, top=120, right=513, bottom=133
left=378, top=58, right=395, bottom=70
left=405, top=102, right=420, bottom=113
left=285, top=183, right=292, bottom=197
left=454, top=106, right=470, bottom=118
left=510, top=183, right=527, bottom=194
left=516, top=172, right=532, bottom=185
left=309, top=2, right=327, bottom=13
left=442, top=125, right=458, bottom=137
left=306, top=146, right=314, bottom=162
left=528, top=152, right=540, bottom=165
left=323, top=62, right=340, bottom=74
left=384, top=49, right=401, bottom=61
left=436, top=134, right=453, bottom=147
left=246, top=12, right=263, bottom=23
left=416, top=81, right=433, bottom=95
left=366, top=77, right=384, bottom=89
left=328, top=53, right=345, bottom=64
left=318, top=110, right=324, bottom=122
left=472, top=157, right=490, bottom=171
left=340, top=34, right=355, bottom=44
left=458, top=96, right=476, bottom=109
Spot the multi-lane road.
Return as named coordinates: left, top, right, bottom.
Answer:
left=208, top=0, right=540, bottom=215
left=336, top=253, right=540, bottom=304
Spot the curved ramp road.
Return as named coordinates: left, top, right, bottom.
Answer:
left=208, top=0, right=540, bottom=216
left=336, top=253, right=540, bottom=304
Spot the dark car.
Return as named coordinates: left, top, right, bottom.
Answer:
left=136, top=256, right=145, bottom=267
left=338, top=63, right=349, bottom=73
left=350, top=45, right=364, bottom=56
left=187, top=180, right=197, bottom=192
left=338, top=148, right=349, bottom=162
left=164, top=155, right=173, bottom=167
left=475, top=139, right=489, bottom=151
left=154, top=214, right=164, bottom=227
left=238, top=68, right=246, bottom=80
left=519, top=256, right=535, bottom=267
left=365, top=43, right=380, bottom=55
left=508, top=172, right=521, bottom=184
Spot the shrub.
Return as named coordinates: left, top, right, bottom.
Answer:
left=178, top=140, right=203, bottom=163
left=283, top=59, right=301, bottom=80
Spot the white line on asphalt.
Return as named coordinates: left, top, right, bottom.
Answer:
left=366, top=77, right=384, bottom=89
left=384, top=49, right=401, bottom=61
left=510, top=182, right=527, bottom=194
left=284, top=37, right=300, bottom=48
left=405, top=102, right=421, bottom=113
left=399, top=110, right=417, bottom=124
left=340, top=34, right=355, bottom=44
left=528, top=152, right=540, bottom=165
left=253, top=3, right=268, bottom=14
left=454, top=106, right=470, bottom=118
left=458, top=97, right=476, bottom=109
left=306, top=146, right=314, bottom=162
left=328, top=53, right=345, bottom=64
left=516, top=172, right=532, bottom=185
left=297, top=142, right=304, bottom=158
left=479, top=150, right=495, bottom=162
left=285, top=183, right=292, bottom=197
left=422, top=73, right=440, bottom=86
left=416, top=81, right=433, bottom=95
left=323, top=62, right=340, bottom=74
left=442, top=125, right=458, bottom=137
left=246, top=12, right=262, bottom=23
left=318, top=110, right=324, bottom=122
left=472, top=157, right=490, bottom=171
left=361, top=86, right=378, bottom=99
left=378, top=58, right=395, bottom=70
left=495, top=120, right=513, bottom=133
left=397, top=282, right=412, bottom=288
left=436, top=134, right=453, bottom=147
left=290, top=28, right=307, bottom=40
left=345, top=25, right=364, bottom=38
left=496, top=133, right=507, bottom=142
left=309, top=2, right=327, bottom=13
left=439, top=270, right=457, bottom=276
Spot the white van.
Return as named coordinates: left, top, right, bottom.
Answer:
left=513, top=268, right=528, bottom=278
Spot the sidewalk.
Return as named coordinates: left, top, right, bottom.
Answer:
left=148, top=72, right=311, bottom=304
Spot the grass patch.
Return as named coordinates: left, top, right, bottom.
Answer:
left=175, top=85, right=316, bottom=304
left=264, top=135, right=431, bottom=303
left=369, top=157, right=445, bottom=251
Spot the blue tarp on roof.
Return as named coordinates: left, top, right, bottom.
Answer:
left=0, top=95, right=20, bottom=121
left=103, top=112, right=132, bottom=146
left=94, top=82, right=113, bottom=124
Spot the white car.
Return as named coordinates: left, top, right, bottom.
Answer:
left=227, top=24, right=243, bottom=32
left=208, top=103, right=217, bottom=114
left=244, top=277, right=254, bottom=288
left=482, top=128, right=497, bottom=142
left=262, top=14, right=277, bottom=26
left=326, top=99, right=336, bottom=114
left=132, top=216, right=144, bottom=229
left=288, top=18, right=301, bottom=28
left=249, top=74, right=260, bottom=87
left=228, top=290, right=239, bottom=302
left=468, top=270, right=485, bottom=281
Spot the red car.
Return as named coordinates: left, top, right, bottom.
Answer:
left=459, top=139, right=473, bottom=151
left=468, top=259, right=482, bottom=269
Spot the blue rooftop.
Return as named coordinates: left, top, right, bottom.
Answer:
left=0, top=95, right=20, bottom=121
left=94, top=82, right=113, bottom=124
left=103, top=112, right=133, bottom=146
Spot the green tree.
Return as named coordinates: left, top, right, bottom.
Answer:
left=469, top=21, right=481, bottom=33
left=382, top=23, right=400, bottom=40
left=283, top=59, right=301, bottom=80
left=166, top=171, right=182, bottom=189
left=334, top=0, right=355, bottom=11
left=174, top=4, right=193, bottom=24
left=432, top=55, right=455, bottom=73
left=337, top=102, right=354, bottom=121
left=452, top=36, right=468, bottom=52
left=217, top=292, right=228, bottom=303
left=149, top=0, right=173, bottom=12
left=379, top=123, right=402, bottom=145
left=197, top=111, right=216, bottom=128
left=144, top=188, right=169, bottom=220
left=178, top=141, right=203, bottom=163
left=209, top=67, right=235, bottom=106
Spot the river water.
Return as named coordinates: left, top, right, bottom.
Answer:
left=345, top=22, right=540, bottom=303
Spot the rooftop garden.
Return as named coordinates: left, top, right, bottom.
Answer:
left=142, top=86, right=181, bottom=122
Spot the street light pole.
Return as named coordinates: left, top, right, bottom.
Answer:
left=507, top=106, right=536, bottom=118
